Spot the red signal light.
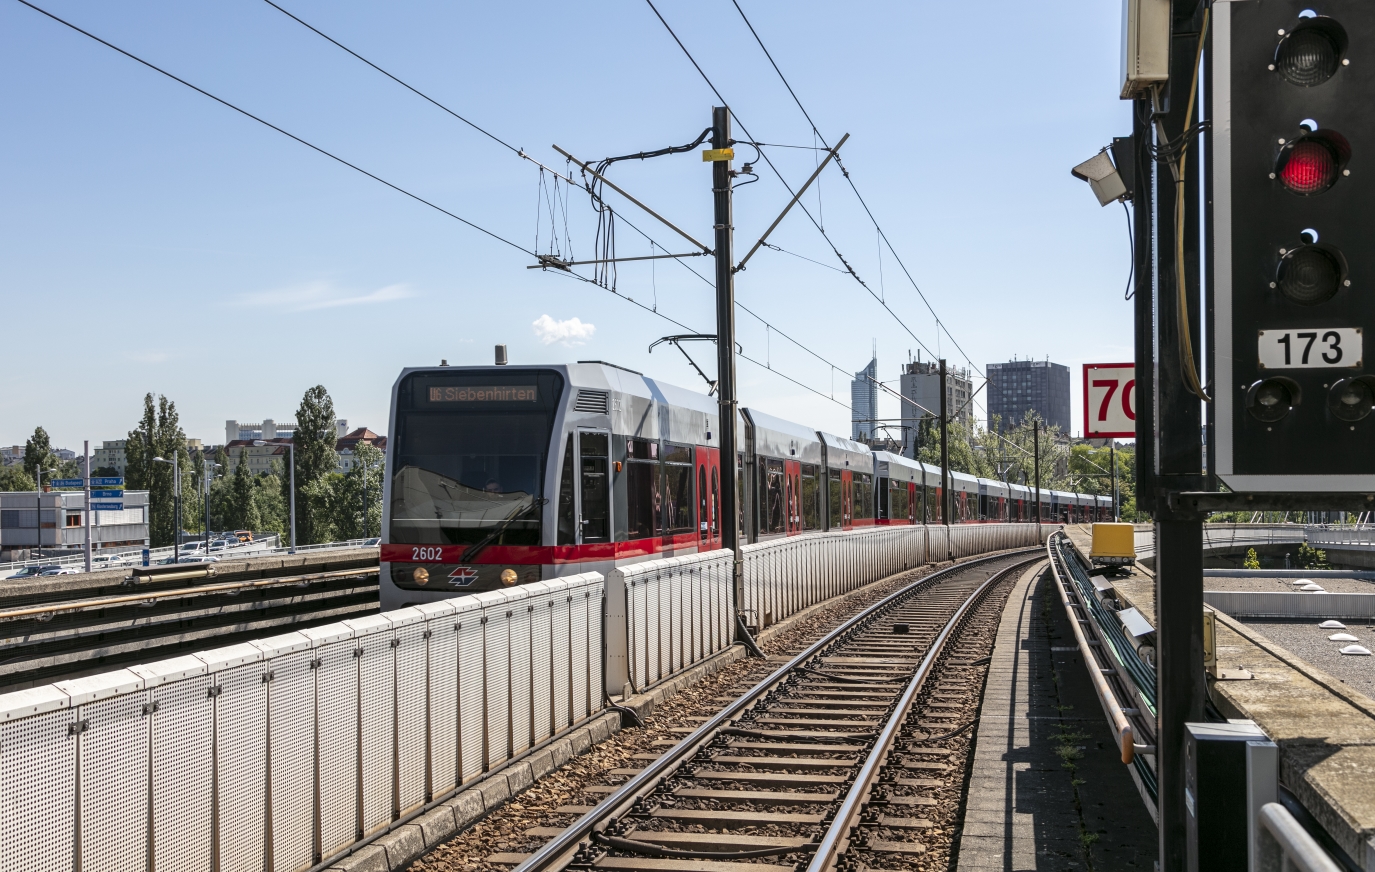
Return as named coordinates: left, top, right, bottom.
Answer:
left=1275, top=130, right=1350, bottom=195
left=1280, top=141, right=1338, bottom=193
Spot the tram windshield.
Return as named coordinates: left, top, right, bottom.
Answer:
left=389, top=370, right=564, bottom=547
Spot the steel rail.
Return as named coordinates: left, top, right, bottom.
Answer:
left=513, top=547, right=1037, bottom=872
left=1046, top=531, right=1140, bottom=763
left=805, top=556, right=1032, bottom=872
left=0, top=567, right=379, bottom=622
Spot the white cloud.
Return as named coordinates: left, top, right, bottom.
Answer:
left=532, top=314, right=596, bottom=346
left=242, top=281, right=414, bottom=312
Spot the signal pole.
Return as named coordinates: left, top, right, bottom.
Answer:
left=939, top=359, right=951, bottom=538
left=1154, top=13, right=1208, bottom=869
left=1033, top=420, right=1041, bottom=536
left=711, top=106, right=744, bottom=619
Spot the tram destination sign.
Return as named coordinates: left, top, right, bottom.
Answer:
left=426, top=385, right=538, bottom=403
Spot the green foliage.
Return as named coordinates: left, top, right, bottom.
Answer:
left=330, top=441, right=385, bottom=540
left=1297, top=542, right=1329, bottom=570
left=1244, top=547, right=1261, bottom=570
left=23, top=426, right=61, bottom=485
left=291, top=385, right=338, bottom=545
left=0, top=465, right=36, bottom=491
left=125, top=394, right=194, bottom=547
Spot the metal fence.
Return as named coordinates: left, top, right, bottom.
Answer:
left=0, top=571, right=606, bottom=872
left=603, top=524, right=1042, bottom=697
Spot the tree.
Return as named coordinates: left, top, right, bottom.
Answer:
left=330, top=440, right=385, bottom=539
left=0, top=465, right=35, bottom=492
left=23, top=426, right=60, bottom=486
left=290, top=385, right=338, bottom=544
left=227, top=448, right=261, bottom=533
left=1244, top=548, right=1261, bottom=569
left=125, top=393, right=193, bottom=546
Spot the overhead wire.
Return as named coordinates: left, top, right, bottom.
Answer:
left=11, top=0, right=538, bottom=259
left=21, top=0, right=854, bottom=411
left=727, top=0, right=984, bottom=379
left=642, top=0, right=946, bottom=370
left=261, top=0, right=853, bottom=408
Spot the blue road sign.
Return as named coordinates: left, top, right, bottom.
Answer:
left=90, top=477, right=124, bottom=487
left=90, top=501, right=124, bottom=511
left=90, top=490, right=123, bottom=499
left=50, top=479, right=85, bottom=488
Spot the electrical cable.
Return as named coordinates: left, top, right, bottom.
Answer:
left=642, top=0, right=949, bottom=372
left=1172, top=8, right=1212, bottom=403
left=11, top=0, right=536, bottom=259
left=23, top=0, right=857, bottom=412
left=728, top=0, right=987, bottom=382
left=1122, top=199, right=1136, bottom=301
left=260, top=0, right=522, bottom=155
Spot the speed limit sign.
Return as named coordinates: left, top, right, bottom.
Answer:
left=1083, top=363, right=1136, bottom=439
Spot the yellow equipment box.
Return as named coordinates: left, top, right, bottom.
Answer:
left=1090, top=522, right=1137, bottom=566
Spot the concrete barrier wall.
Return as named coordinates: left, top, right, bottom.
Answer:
left=0, top=572, right=607, bottom=872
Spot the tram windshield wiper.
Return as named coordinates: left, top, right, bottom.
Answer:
left=459, top=497, right=548, bottom=564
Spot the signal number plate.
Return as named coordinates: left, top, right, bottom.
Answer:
left=1258, top=328, right=1362, bottom=370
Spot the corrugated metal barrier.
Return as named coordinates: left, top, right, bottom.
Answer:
left=0, top=572, right=607, bottom=872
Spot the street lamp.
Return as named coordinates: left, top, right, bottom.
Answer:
left=254, top=440, right=295, bottom=553
left=204, top=462, right=221, bottom=555
left=152, top=455, right=180, bottom=564
left=36, top=467, right=57, bottom=493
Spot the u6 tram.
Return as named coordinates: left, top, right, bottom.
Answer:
left=380, top=362, right=1109, bottom=608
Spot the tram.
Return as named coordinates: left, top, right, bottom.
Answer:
left=380, top=361, right=1064, bottom=608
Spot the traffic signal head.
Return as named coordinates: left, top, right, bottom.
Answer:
left=1213, top=0, right=1375, bottom=491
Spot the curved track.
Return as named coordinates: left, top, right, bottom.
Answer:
left=513, top=549, right=1039, bottom=872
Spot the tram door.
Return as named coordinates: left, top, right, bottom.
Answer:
left=694, top=446, right=722, bottom=550
left=840, top=469, right=853, bottom=530
left=908, top=482, right=917, bottom=524
left=576, top=430, right=611, bottom=545
left=784, top=460, right=802, bottom=535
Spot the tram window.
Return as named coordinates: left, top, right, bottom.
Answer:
left=890, top=479, right=910, bottom=521
left=852, top=473, right=874, bottom=521
left=627, top=439, right=657, bottom=461
left=663, top=442, right=694, bottom=535
left=579, top=432, right=610, bottom=542
left=800, top=464, right=819, bottom=530
left=828, top=469, right=842, bottom=526
left=626, top=450, right=659, bottom=540
left=711, top=467, right=720, bottom=535
left=557, top=435, right=576, bottom=545
left=876, top=477, right=890, bottom=520
left=760, top=459, right=785, bottom=534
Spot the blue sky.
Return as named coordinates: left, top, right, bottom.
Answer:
left=1, top=0, right=1135, bottom=450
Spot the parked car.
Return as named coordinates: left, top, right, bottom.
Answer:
left=363, top=537, right=381, bottom=547
left=176, top=555, right=220, bottom=564
left=234, top=530, right=253, bottom=543
left=39, top=566, right=79, bottom=576
left=8, top=565, right=56, bottom=579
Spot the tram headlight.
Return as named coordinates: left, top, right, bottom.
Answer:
left=413, top=567, right=430, bottom=585
left=501, top=568, right=518, bottom=586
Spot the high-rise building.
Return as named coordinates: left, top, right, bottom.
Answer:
left=986, top=359, right=1071, bottom=433
left=850, top=355, right=878, bottom=442
left=899, top=359, right=973, bottom=456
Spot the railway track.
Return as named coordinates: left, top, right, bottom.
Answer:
left=0, top=554, right=378, bottom=692
left=504, top=549, right=1038, bottom=872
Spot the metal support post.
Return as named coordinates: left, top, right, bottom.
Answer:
left=172, top=451, right=180, bottom=565
left=1156, top=13, right=1209, bottom=869
left=83, top=440, right=91, bottom=574
left=1111, top=442, right=1119, bottom=522
left=1133, top=94, right=1157, bottom=514
left=1034, top=421, right=1042, bottom=537
left=710, top=106, right=744, bottom=624
left=939, top=359, right=951, bottom=544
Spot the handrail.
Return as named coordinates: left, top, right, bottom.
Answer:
left=1259, top=802, right=1344, bottom=872
left=1047, top=531, right=1137, bottom=764
left=0, top=567, right=378, bottom=621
